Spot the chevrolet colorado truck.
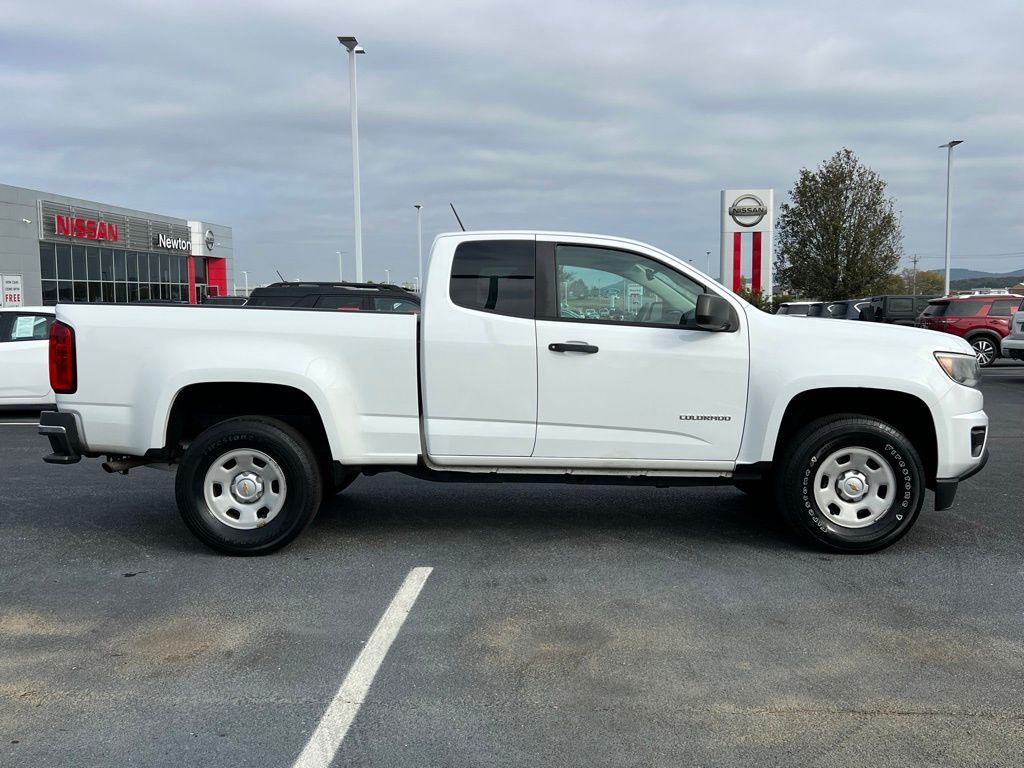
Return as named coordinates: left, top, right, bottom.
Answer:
left=40, top=232, right=989, bottom=555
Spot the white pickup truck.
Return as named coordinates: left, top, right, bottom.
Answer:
left=40, top=231, right=989, bottom=555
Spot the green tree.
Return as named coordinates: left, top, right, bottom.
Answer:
left=775, top=149, right=903, bottom=300
left=900, top=268, right=945, bottom=295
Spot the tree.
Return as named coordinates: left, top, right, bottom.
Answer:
left=775, top=149, right=903, bottom=300
left=899, top=268, right=945, bottom=296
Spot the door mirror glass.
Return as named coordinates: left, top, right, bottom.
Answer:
left=695, top=294, right=732, bottom=331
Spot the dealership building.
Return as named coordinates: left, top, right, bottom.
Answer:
left=0, top=182, right=233, bottom=308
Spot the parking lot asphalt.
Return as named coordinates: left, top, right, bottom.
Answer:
left=2, top=364, right=1023, bottom=768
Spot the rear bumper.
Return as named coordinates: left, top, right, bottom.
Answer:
left=1000, top=336, right=1024, bottom=356
left=39, top=411, right=83, bottom=465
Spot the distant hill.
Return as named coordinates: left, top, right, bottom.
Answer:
left=948, top=267, right=1024, bottom=281
left=950, top=275, right=1024, bottom=291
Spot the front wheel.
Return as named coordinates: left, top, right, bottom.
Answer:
left=175, top=417, right=324, bottom=555
left=775, top=416, right=925, bottom=553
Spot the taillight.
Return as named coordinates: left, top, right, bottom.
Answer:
left=49, top=321, right=77, bottom=394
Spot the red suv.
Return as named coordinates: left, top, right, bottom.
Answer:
left=916, top=294, right=1024, bottom=366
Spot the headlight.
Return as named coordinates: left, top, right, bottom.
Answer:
left=935, top=352, right=980, bottom=387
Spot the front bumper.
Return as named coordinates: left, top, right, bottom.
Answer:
left=39, top=411, right=83, bottom=465
left=934, top=448, right=988, bottom=511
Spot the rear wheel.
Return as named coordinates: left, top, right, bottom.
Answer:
left=775, top=416, right=925, bottom=552
left=175, top=417, right=323, bottom=555
left=968, top=334, right=999, bottom=367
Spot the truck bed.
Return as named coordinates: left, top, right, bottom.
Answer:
left=54, top=303, right=421, bottom=463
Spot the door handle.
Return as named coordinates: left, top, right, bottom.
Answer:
left=548, top=342, right=599, bottom=354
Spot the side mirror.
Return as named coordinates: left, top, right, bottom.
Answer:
left=696, top=293, right=732, bottom=331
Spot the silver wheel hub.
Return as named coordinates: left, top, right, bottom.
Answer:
left=812, top=446, right=896, bottom=529
left=836, top=470, right=869, bottom=502
left=230, top=471, right=264, bottom=504
left=202, top=449, right=287, bottom=530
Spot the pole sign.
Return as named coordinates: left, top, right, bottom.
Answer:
left=720, top=189, right=774, bottom=298
left=2, top=275, right=24, bottom=307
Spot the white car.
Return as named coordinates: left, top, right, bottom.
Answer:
left=40, top=231, right=988, bottom=555
left=0, top=307, right=55, bottom=409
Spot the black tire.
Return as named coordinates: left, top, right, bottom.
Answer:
left=775, top=416, right=925, bottom=553
left=175, top=417, right=324, bottom=555
left=967, top=334, right=999, bottom=367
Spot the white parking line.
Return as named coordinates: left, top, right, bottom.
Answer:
left=292, top=566, right=433, bottom=768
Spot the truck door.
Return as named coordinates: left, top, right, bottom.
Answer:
left=421, top=236, right=538, bottom=457
left=532, top=239, right=748, bottom=462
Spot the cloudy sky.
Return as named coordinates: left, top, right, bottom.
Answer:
left=2, top=0, right=1022, bottom=286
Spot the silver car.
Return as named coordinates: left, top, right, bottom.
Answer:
left=1001, top=309, right=1024, bottom=361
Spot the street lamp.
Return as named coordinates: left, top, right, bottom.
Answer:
left=705, top=250, right=711, bottom=276
left=414, top=204, right=423, bottom=291
left=939, top=139, right=964, bottom=296
left=336, top=251, right=344, bottom=282
left=385, top=268, right=391, bottom=284
left=338, top=35, right=366, bottom=283
left=241, top=270, right=249, bottom=295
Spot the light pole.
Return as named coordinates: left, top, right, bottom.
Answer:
left=338, top=36, right=366, bottom=282
left=414, top=204, right=423, bottom=291
left=939, top=140, right=964, bottom=296
left=336, top=251, right=344, bottom=282
left=705, top=250, right=711, bottom=276
left=241, top=270, right=249, bottom=295
left=385, top=269, right=391, bottom=284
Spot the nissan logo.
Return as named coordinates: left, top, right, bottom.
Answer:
left=728, top=194, right=768, bottom=227
left=204, top=229, right=215, bottom=251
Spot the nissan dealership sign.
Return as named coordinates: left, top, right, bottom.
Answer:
left=727, top=194, right=769, bottom=228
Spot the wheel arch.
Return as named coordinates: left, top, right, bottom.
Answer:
left=771, top=388, right=938, bottom=485
left=163, top=382, right=336, bottom=470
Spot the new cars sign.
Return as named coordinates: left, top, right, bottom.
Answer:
left=2, top=275, right=24, bottom=307
left=720, top=189, right=773, bottom=298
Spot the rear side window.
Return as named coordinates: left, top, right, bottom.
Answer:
left=449, top=240, right=535, bottom=318
left=988, top=299, right=1021, bottom=317
left=787, top=305, right=808, bottom=316
left=247, top=294, right=302, bottom=307
left=944, top=301, right=984, bottom=317
left=888, top=298, right=913, bottom=312
left=922, top=302, right=947, bottom=316
left=4, top=313, right=53, bottom=341
left=315, top=295, right=366, bottom=311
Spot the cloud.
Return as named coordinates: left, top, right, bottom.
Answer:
left=1, top=0, right=1022, bottom=285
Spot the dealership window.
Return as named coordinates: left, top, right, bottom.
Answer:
left=40, top=243, right=190, bottom=306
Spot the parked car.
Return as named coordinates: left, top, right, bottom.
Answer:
left=0, top=307, right=55, bottom=409
left=916, top=294, right=1024, bottom=366
left=245, top=282, right=420, bottom=312
left=1000, top=308, right=1024, bottom=361
left=41, top=231, right=988, bottom=556
left=864, top=295, right=938, bottom=325
left=775, top=301, right=824, bottom=317
left=824, top=299, right=870, bottom=320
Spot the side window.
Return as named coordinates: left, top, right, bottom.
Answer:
left=554, top=245, right=704, bottom=327
left=449, top=240, right=535, bottom=318
left=6, top=314, right=53, bottom=341
left=988, top=299, right=1019, bottom=317
left=316, top=295, right=366, bottom=311
left=889, top=298, right=913, bottom=312
left=947, top=301, right=984, bottom=317
left=373, top=297, right=420, bottom=313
